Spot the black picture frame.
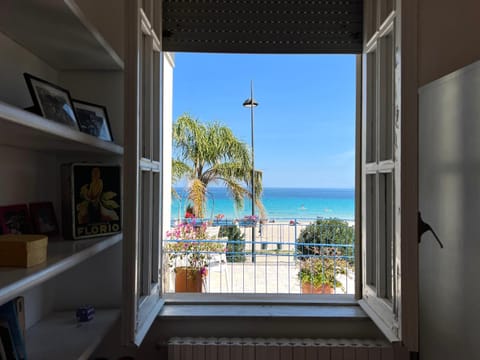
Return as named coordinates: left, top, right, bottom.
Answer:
left=29, top=202, right=59, bottom=236
left=72, top=99, right=114, bottom=142
left=23, top=73, right=79, bottom=129
left=0, top=204, right=31, bottom=235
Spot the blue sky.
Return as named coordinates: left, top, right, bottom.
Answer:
left=173, top=53, right=356, bottom=188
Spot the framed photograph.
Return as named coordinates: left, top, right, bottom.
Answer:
left=0, top=204, right=31, bottom=235
left=24, top=73, right=79, bottom=129
left=29, top=202, right=59, bottom=236
left=72, top=100, right=113, bottom=141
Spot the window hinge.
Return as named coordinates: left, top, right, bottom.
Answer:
left=418, top=212, right=444, bottom=248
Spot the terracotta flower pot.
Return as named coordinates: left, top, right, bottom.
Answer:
left=301, top=283, right=334, bottom=294
left=174, top=266, right=203, bottom=292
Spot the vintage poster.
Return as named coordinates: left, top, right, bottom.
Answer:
left=62, top=163, right=121, bottom=239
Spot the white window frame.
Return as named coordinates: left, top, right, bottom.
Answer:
left=122, top=0, right=165, bottom=346
left=359, top=0, right=418, bottom=351
left=120, top=0, right=419, bottom=351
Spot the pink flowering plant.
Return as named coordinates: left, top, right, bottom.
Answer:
left=165, top=221, right=225, bottom=276
left=239, top=215, right=258, bottom=227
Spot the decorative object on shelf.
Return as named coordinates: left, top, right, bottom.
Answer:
left=72, top=99, right=113, bottom=141
left=76, top=305, right=95, bottom=322
left=0, top=204, right=31, bottom=235
left=165, top=220, right=224, bottom=293
left=29, top=202, right=58, bottom=236
left=0, top=318, right=16, bottom=359
left=0, top=298, right=27, bottom=360
left=23, top=73, right=79, bottom=129
left=0, top=234, right=48, bottom=268
left=61, top=163, right=121, bottom=239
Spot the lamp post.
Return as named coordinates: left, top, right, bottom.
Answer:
left=243, top=80, right=258, bottom=263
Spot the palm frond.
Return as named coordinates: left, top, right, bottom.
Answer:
left=172, top=159, right=192, bottom=184
left=172, top=114, right=265, bottom=219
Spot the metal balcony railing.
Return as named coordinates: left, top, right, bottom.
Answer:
left=163, top=218, right=355, bottom=295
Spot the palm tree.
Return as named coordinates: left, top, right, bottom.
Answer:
left=172, top=114, right=264, bottom=218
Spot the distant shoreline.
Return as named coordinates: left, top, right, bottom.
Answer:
left=172, top=187, right=355, bottom=221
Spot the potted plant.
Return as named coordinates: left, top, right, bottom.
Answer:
left=298, top=257, right=348, bottom=294
left=165, top=220, right=225, bottom=292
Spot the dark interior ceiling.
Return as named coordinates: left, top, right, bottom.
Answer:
left=162, top=0, right=363, bottom=54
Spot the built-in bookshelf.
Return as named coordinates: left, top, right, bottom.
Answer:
left=0, top=0, right=123, bottom=71
left=26, top=309, right=120, bottom=360
left=0, top=100, right=123, bottom=155
left=0, top=0, right=124, bottom=358
left=0, top=234, right=122, bottom=305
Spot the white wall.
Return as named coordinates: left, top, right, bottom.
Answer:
left=417, top=2, right=480, bottom=359
left=0, top=32, right=58, bottom=108
left=75, top=0, right=125, bottom=61
left=418, top=0, right=480, bottom=86
left=419, top=61, right=480, bottom=360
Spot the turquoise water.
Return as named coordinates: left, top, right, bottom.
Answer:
left=171, top=187, right=354, bottom=221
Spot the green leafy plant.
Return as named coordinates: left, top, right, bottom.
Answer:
left=296, top=218, right=354, bottom=258
left=219, top=225, right=246, bottom=262
left=298, top=257, right=349, bottom=290
left=165, top=221, right=225, bottom=274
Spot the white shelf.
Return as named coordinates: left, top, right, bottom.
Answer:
left=0, top=100, right=123, bottom=155
left=26, top=309, right=119, bottom=360
left=0, top=0, right=123, bottom=70
left=0, top=234, right=122, bottom=305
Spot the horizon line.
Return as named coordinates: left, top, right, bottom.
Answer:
left=173, top=186, right=355, bottom=190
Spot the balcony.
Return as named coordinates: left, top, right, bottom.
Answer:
left=163, top=219, right=355, bottom=295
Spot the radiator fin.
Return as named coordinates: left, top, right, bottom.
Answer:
left=168, top=337, right=393, bottom=360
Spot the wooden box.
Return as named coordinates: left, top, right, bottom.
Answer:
left=61, top=163, right=121, bottom=240
left=0, top=234, right=48, bottom=267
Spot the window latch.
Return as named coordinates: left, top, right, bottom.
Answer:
left=418, top=212, right=444, bottom=248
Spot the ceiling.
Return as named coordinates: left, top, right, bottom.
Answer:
left=162, top=0, right=363, bottom=54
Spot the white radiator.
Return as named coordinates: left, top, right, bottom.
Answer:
left=168, top=337, right=393, bottom=360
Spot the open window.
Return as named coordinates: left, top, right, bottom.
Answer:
left=122, top=0, right=418, bottom=350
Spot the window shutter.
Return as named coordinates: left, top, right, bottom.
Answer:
left=359, top=0, right=418, bottom=350
left=162, top=0, right=363, bottom=54
left=123, top=0, right=165, bottom=346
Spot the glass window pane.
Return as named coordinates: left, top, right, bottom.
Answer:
left=152, top=1, right=162, bottom=36
left=152, top=172, right=160, bottom=285
left=364, top=0, right=378, bottom=42
left=142, top=34, right=153, bottom=159
left=142, top=0, right=153, bottom=19
left=152, top=51, right=161, bottom=162
left=379, top=30, right=394, bottom=161
left=379, top=0, right=394, bottom=25
left=379, top=172, right=394, bottom=301
left=140, top=171, right=153, bottom=295
left=366, top=50, right=377, bottom=163
left=366, top=174, right=377, bottom=288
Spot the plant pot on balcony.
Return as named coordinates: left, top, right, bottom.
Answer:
left=174, top=266, right=203, bottom=292
left=301, top=282, right=334, bottom=294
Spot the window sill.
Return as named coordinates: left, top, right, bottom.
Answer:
left=155, top=295, right=384, bottom=340
left=160, top=294, right=366, bottom=320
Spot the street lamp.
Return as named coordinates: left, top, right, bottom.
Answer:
left=243, top=80, right=258, bottom=263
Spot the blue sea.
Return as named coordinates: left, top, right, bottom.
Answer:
left=171, top=187, right=354, bottom=221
